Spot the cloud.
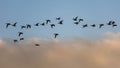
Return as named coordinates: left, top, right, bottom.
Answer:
left=0, top=32, right=120, bottom=68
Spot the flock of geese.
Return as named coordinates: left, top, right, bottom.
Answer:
left=1, top=16, right=117, bottom=46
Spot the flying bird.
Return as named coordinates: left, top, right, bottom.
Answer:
left=73, top=16, right=78, bottom=21
left=18, top=32, right=23, bottom=37
left=12, top=22, right=17, bottom=27
left=112, top=24, right=117, bottom=27
left=35, top=44, right=40, bottom=46
left=58, top=20, right=63, bottom=24
left=13, top=39, right=18, bottom=43
left=74, top=22, right=79, bottom=25
left=82, top=24, right=88, bottom=28
left=99, top=24, right=104, bottom=28
left=40, top=23, right=45, bottom=26
left=6, top=23, right=11, bottom=28
left=50, top=24, right=55, bottom=28
left=26, top=24, right=31, bottom=29
left=21, top=25, right=26, bottom=29
left=107, top=21, right=112, bottom=25
left=20, top=38, right=24, bottom=40
left=54, top=33, right=59, bottom=38
left=78, top=19, right=83, bottom=22
left=34, top=23, right=39, bottom=26
left=56, top=17, right=61, bottom=20
left=46, top=19, right=51, bottom=24
left=91, top=24, right=96, bottom=27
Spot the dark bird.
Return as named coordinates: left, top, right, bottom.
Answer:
left=40, top=23, right=45, bottom=26
left=12, top=22, right=17, bottom=27
left=13, top=39, right=18, bottom=43
left=107, top=21, right=116, bottom=25
left=99, top=24, right=104, bottom=28
left=6, top=23, right=11, bottom=28
left=58, top=20, right=63, bottom=24
left=112, top=24, right=117, bottom=27
left=50, top=24, right=55, bottom=28
left=107, top=21, right=112, bottom=25
left=18, top=32, right=23, bottom=37
left=46, top=19, right=51, bottom=24
left=78, top=19, right=83, bottom=22
left=21, top=25, right=26, bottom=29
left=91, top=24, right=96, bottom=27
left=35, top=44, right=40, bottom=46
left=26, top=24, right=31, bottom=29
left=20, top=38, right=24, bottom=40
left=54, top=33, right=59, bottom=38
left=34, top=23, right=39, bottom=26
left=74, top=22, right=79, bottom=25
left=82, top=24, right=88, bottom=28
left=73, top=16, right=78, bottom=21
left=56, top=17, right=61, bottom=20
left=111, top=21, right=115, bottom=25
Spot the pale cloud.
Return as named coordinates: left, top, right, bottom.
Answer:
left=0, top=32, right=120, bottom=68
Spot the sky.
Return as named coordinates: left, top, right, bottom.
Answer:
left=0, top=0, right=120, bottom=40
left=0, top=0, right=120, bottom=68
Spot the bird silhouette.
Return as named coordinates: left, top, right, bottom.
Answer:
left=6, top=23, right=11, bottom=28
left=54, top=33, right=59, bottom=38
left=107, top=21, right=112, bottom=25
left=40, top=23, right=45, bottom=26
left=74, top=22, right=79, bottom=25
left=112, top=24, right=117, bottom=27
left=111, top=21, right=115, bottom=25
left=20, top=38, right=24, bottom=40
left=91, top=24, right=96, bottom=27
left=73, top=16, right=78, bottom=21
left=26, top=24, right=31, bottom=29
left=56, top=17, right=61, bottom=20
left=34, top=23, right=39, bottom=26
left=35, top=44, right=40, bottom=46
left=21, top=25, right=26, bottom=29
left=82, top=24, right=88, bottom=28
left=12, top=22, right=17, bottom=27
left=99, top=24, right=104, bottom=28
left=78, top=19, right=83, bottom=22
left=46, top=19, right=51, bottom=24
left=13, top=39, right=18, bottom=43
left=18, top=32, right=23, bottom=37
left=58, top=20, right=63, bottom=24
left=50, top=24, right=55, bottom=28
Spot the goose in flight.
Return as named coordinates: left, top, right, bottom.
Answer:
left=50, top=24, right=55, bottom=28
left=58, top=20, right=63, bottom=24
left=74, top=22, right=79, bottom=25
left=21, top=25, right=26, bottom=29
left=99, top=24, right=104, bottom=28
left=73, top=16, right=78, bottom=21
left=20, top=38, right=24, bottom=40
left=35, top=23, right=39, bottom=26
left=6, top=23, right=11, bottom=28
left=13, top=39, right=18, bottom=43
left=26, top=24, right=31, bottom=29
left=56, top=17, right=61, bottom=20
left=54, top=33, right=59, bottom=38
left=82, top=24, right=88, bottom=28
left=46, top=19, right=51, bottom=24
left=12, top=22, right=17, bottom=27
left=18, top=32, right=23, bottom=37
left=40, top=23, right=45, bottom=26
left=112, top=24, right=117, bottom=27
left=107, top=21, right=112, bottom=25
left=78, top=19, right=83, bottom=22
left=91, top=24, right=96, bottom=27
left=35, top=44, right=40, bottom=46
